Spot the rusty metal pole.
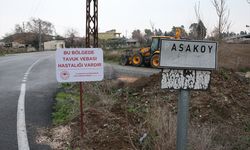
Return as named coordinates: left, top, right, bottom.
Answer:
left=79, top=0, right=98, bottom=138
left=86, top=0, right=98, bottom=48
left=79, top=82, right=84, bottom=137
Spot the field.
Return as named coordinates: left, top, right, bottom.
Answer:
left=218, top=43, right=250, bottom=70
left=36, top=43, right=250, bottom=150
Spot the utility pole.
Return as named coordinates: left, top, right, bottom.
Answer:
left=38, top=20, right=42, bottom=51
left=86, top=0, right=98, bottom=48
left=79, top=0, right=98, bottom=138
left=22, top=22, right=25, bottom=33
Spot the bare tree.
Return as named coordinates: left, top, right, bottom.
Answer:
left=14, top=24, right=24, bottom=33
left=212, top=0, right=231, bottom=40
left=150, top=20, right=155, bottom=36
left=65, top=28, right=79, bottom=38
left=65, top=28, right=81, bottom=48
left=194, top=2, right=201, bottom=21
left=26, top=18, right=55, bottom=35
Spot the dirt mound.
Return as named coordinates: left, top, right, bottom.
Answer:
left=127, top=69, right=250, bottom=125
left=45, top=69, right=250, bottom=149
left=70, top=108, right=134, bottom=150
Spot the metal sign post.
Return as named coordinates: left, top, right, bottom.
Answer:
left=159, top=39, right=217, bottom=150
left=79, top=82, right=84, bottom=137
left=176, top=89, right=190, bottom=150
left=76, top=0, right=99, bottom=138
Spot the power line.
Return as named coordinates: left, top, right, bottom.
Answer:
left=33, top=0, right=42, bottom=17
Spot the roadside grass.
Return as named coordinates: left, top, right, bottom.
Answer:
left=52, top=91, right=80, bottom=125
left=240, top=67, right=250, bottom=73
left=52, top=81, right=118, bottom=125
left=0, top=50, right=5, bottom=56
left=103, top=49, right=123, bottom=64
left=219, top=69, right=230, bottom=80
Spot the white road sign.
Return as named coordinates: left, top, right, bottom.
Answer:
left=160, top=40, right=217, bottom=70
left=56, top=48, right=104, bottom=82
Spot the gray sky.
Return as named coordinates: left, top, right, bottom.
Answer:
left=0, top=0, right=249, bottom=38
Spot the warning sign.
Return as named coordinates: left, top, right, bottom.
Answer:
left=56, top=48, right=104, bottom=82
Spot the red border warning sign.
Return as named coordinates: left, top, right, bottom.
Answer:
left=56, top=48, right=104, bottom=82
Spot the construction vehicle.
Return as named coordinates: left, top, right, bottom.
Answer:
left=120, top=28, right=181, bottom=68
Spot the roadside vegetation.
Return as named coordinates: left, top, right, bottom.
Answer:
left=0, top=51, right=4, bottom=56
left=103, top=49, right=123, bottom=64
left=52, top=83, right=80, bottom=125
left=37, top=68, right=250, bottom=150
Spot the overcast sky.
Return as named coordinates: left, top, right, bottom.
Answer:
left=0, top=0, right=249, bottom=38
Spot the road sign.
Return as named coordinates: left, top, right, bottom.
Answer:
left=159, top=39, right=218, bottom=150
left=161, top=69, right=211, bottom=90
left=56, top=48, right=104, bottom=82
left=160, top=39, right=217, bottom=70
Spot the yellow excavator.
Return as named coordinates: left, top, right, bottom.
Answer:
left=120, top=28, right=181, bottom=68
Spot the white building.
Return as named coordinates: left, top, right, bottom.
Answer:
left=44, top=40, right=65, bottom=50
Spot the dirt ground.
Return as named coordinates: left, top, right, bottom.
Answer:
left=218, top=43, right=250, bottom=70
left=36, top=42, right=250, bottom=149
left=37, top=69, right=250, bottom=150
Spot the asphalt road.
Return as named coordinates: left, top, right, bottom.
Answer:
left=0, top=51, right=160, bottom=150
left=0, top=51, right=57, bottom=150
left=104, top=63, right=161, bottom=79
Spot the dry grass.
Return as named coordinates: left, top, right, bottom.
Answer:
left=36, top=125, right=72, bottom=150
left=146, top=104, right=223, bottom=150
left=103, top=50, right=122, bottom=63
left=147, top=105, right=177, bottom=150
left=218, top=43, right=250, bottom=70
left=188, top=125, right=216, bottom=150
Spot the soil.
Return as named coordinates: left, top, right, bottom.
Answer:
left=218, top=43, right=250, bottom=70
left=37, top=69, right=250, bottom=150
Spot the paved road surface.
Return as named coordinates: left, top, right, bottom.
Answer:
left=104, top=63, right=161, bottom=79
left=0, top=51, right=160, bottom=150
left=0, top=51, right=56, bottom=150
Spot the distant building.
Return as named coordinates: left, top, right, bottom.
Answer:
left=98, top=29, right=121, bottom=40
left=11, top=42, right=25, bottom=48
left=3, top=42, right=25, bottom=48
left=126, top=39, right=140, bottom=47
left=224, top=34, right=250, bottom=44
left=44, top=40, right=65, bottom=50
